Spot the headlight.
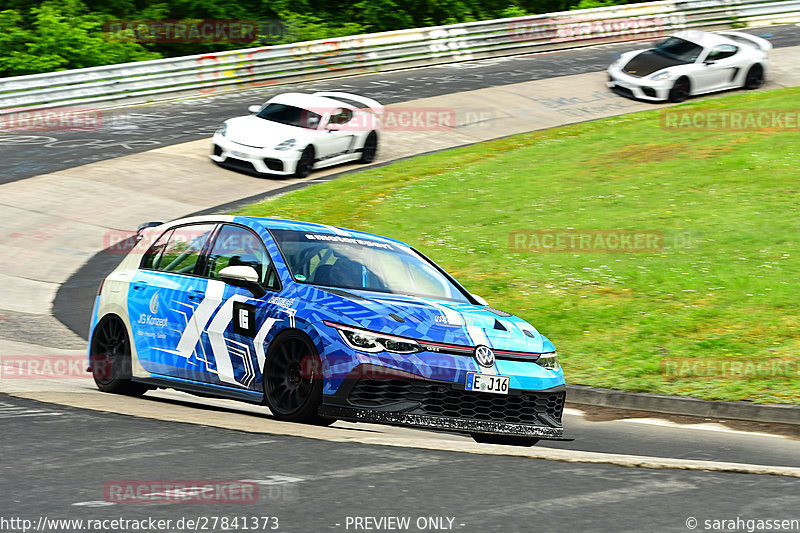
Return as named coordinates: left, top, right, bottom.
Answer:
left=326, top=322, right=422, bottom=354
left=536, top=351, right=560, bottom=371
left=651, top=71, right=671, bottom=81
left=275, top=139, right=296, bottom=151
left=216, top=123, right=227, bottom=137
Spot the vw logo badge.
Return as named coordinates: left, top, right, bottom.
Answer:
left=474, top=345, right=495, bottom=368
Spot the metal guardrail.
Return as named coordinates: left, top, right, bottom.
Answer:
left=0, top=0, right=798, bottom=113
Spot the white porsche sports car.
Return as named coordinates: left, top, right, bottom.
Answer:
left=211, top=92, right=382, bottom=178
left=607, top=30, right=771, bottom=103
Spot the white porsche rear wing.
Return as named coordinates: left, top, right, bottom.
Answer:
left=312, top=92, right=384, bottom=115
left=717, top=31, right=773, bottom=51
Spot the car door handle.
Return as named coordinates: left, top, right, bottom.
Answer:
left=188, top=290, right=204, bottom=301
left=131, top=281, right=148, bottom=290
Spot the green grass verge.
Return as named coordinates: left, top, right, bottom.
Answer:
left=239, top=87, right=800, bottom=404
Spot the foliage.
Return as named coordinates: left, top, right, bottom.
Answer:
left=1, top=0, right=645, bottom=76
left=0, top=1, right=161, bottom=76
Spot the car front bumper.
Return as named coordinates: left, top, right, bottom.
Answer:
left=606, top=66, right=673, bottom=102
left=210, top=133, right=301, bottom=176
left=319, top=364, right=568, bottom=439
left=320, top=405, right=568, bottom=439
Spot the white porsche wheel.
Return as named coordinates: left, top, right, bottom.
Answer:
left=744, top=64, right=764, bottom=90
left=359, top=132, right=378, bottom=164
left=294, top=146, right=315, bottom=178
left=668, top=77, right=691, bottom=103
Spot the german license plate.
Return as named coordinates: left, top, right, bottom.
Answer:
left=465, top=372, right=510, bottom=395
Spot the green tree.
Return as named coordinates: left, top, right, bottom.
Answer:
left=1, top=0, right=650, bottom=76
left=0, top=0, right=161, bottom=77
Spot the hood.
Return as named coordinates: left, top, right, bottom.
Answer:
left=298, top=285, right=551, bottom=353
left=224, top=115, right=312, bottom=148
left=622, top=49, right=691, bottom=77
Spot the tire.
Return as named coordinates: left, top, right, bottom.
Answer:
left=668, top=77, right=690, bottom=103
left=744, top=64, right=764, bottom=90
left=263, top=331, right=332, bottom=425
left=358, top=131, right=378, bottom=164
left=89, top=316, right=147, bottom=396
left=294, top=146, right=315, bottom=178
left=471, top=433, right=539, bottom=447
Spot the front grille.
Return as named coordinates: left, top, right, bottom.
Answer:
left=222, top=158, right=257, bottom=173
left=263, top=158, right=284, bottom=171
left=612, top=85, right=635, bottom=99
left=642, top=87, right=656, bottom=98
left=212, top=144, right=222, bottom=156
left=348, top=379, right=564, bottom=425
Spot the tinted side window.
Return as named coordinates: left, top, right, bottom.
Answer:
left=152, top=224, right=216, bottom=275
left=708, top=44, right=738, bottom=61
left=205, top=225, right=277, bottom=289
left=141, top=229, right=172, bottom=270
left=330, top=108, right=353, bottom=125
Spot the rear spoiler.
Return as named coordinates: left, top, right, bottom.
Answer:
left=312, top=91, right=384, bottom=115
left=136, top=221, right=163, bottom=241
left=717, top=31, right=773, bottom=51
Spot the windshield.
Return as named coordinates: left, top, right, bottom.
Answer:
left=653, top=37, right=703, bottom=62
left=256, top=103, right=321, bottom=129
left=270, top=229, right=470, bottom=303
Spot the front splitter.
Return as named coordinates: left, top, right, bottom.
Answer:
left=319, top=405, right=571, bottom=441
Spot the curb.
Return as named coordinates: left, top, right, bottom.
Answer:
left=567, top=385, right=800, bottom=426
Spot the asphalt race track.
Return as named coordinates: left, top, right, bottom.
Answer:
left=1, top=395, right=799, bottom=532
left=2, top=25, right=800, bottom=532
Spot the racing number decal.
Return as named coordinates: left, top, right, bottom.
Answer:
left=233, top=302, right=257, bottom=337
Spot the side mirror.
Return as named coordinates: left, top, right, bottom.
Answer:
left=219, top=265, right=265, bottom=297
left=471, top=294, right=489, bottom=306
left=704, top=60, right=716, bottom=66
left=248, top=104, right=261, bottom=114
left=325, top=122, right=338, bottom=132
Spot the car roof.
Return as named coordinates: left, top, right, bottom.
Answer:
left=671, top=30, right=732, bottom=49
left=267, top=92, right=355, bottom=112
left=154, top=215, right=406, bottom=247
left=243, top=217, right=407, bottom=246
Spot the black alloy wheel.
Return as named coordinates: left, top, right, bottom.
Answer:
left=264, top=332, right=332, bottom=425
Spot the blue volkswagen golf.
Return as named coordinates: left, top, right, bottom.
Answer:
left=89, top=216, right=566, bottom=445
